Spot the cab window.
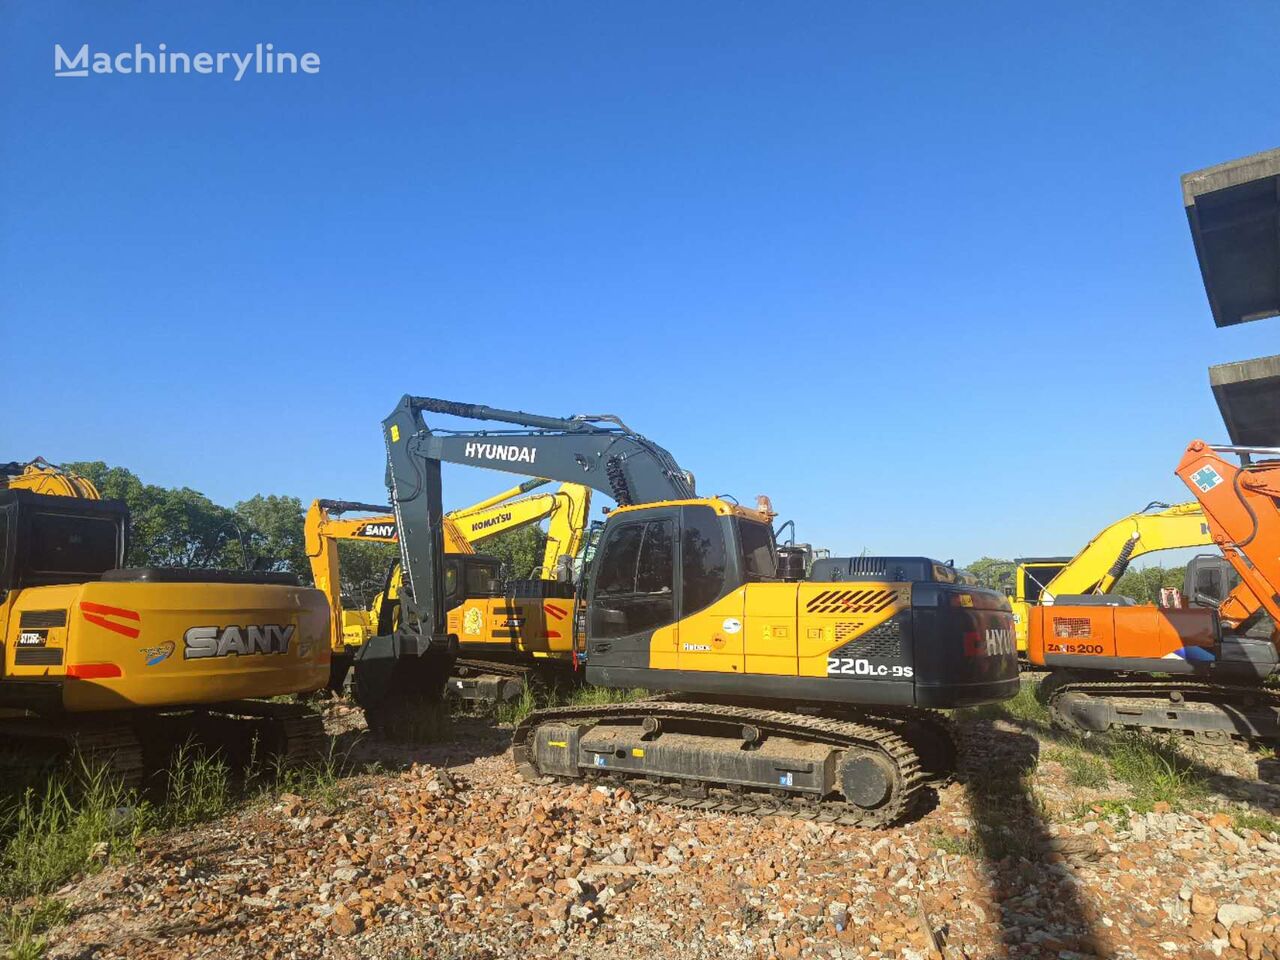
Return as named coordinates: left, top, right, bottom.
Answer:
left=465, top=562, right=498, bottom=595
left=0, top=510, right=9, bottom=590
left=736, top=519, right=778, bottom=580
left=1021, top=564, right=1065, bottom=603
left=29, top=512, right=118, bottom=577
left=591, top=519, right=675, bottom=639
left=595, top=524, right=643, bottom=596
left=636, top=521, right=673, bottom=595
left=681, top=505, right=727, bottom=615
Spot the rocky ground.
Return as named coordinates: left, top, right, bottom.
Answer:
left=30, top=691, right=1280, bottom=960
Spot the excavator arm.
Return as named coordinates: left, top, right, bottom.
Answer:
left=449, top=481, right=592, bottom=579
left=1011, top=501, right=1214, bottom=652
left=355, top=395, right=693, bottom=720
left=304, top=499, right=466, bottom=660
left=306, top=479, right=592, bottom=644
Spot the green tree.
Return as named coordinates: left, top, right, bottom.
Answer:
left=1112, top=565, right=1186, bottom=604
left=336, top=540, right=398, bottom=607
left=66, top=462, right=315, bottom=576
left=66, top=461, right=242, bottom=568
left=965, top=556, right=1016, bottom=590
left=231, top=494, right=308, bottom=577
left=475, top=526, right=548, bottom=580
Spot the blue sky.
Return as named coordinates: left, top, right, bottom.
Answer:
left=3, top=1, right=1278, bottom=564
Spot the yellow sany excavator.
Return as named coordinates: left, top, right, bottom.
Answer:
left=1009, top=500, right=1213, bottom=653
left=1, top=459, right=330, bottom=785
left=305, top=478, right=590, bottom=693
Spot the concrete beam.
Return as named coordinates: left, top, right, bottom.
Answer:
left=1209, top=354, right=1280, bottom=445
left=1183, top=147, right=1280, bottom=328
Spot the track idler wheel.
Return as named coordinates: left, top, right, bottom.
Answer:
left=838, top=750, right=897, bottom=811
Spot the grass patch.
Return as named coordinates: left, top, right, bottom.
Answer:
left=1046, top=745, right=1110, bottom=789
left=493, top=682, right=656, bottom=726
left=1, top=732, right=355, bottom=914
left=1004, top=680, right=1050, bottom=724
left=1099, top=734, right=1207, bottom=812
left=0, top=761, right=140, bottom=901
left=157, top=742, right=232, bottom=830
left=953, top=679, right=1048, bottom=727
left=271, top=741, right=348, bottom=808
left=929, top=828, right=980, bottom=857
left=1232, top=810, right=1280, bottom=837
left=565, top=685, right=652, bottom=707
left=494, top=683, right=539, bottom=726
left=1, top=897, right=69, bottom=960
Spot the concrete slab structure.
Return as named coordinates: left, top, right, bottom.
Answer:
left=1183, top=147, right=1280, bottom=328
left=1209, top=354, right=1280, bottom=446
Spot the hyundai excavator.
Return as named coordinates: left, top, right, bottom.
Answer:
left=305, top=479, right=591, bottom=695
left=0, top=460, right=330, bottom=785
left=351, top=397, right=1019, bottom=827
left=1009, top=501, right=1213, bottom=653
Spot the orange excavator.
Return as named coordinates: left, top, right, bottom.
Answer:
left=1029, top=442, right=1280, bottom=741
left=1029, top=147, right=1280, bottom=742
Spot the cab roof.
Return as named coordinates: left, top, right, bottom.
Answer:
left=607, top=497, right=774, bottom=524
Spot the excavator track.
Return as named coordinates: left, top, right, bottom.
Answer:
left=0, top=719, right=145, bottom=793
left=1038, top=671, right=1280, bottom=743
left=512, top=700, right=926, bottom=829
left=0, top=703, right=327, bottom=798
left=188, top=700, right=330, bottom=768
left=451, top=658, right=578, bottom=703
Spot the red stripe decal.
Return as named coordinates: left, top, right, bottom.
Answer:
left=80, top=602, right=142, bottom=639
left=80, top=602, right=141, bottom=621
left=544, top=604, right=568, bottom=618
left=544, top=631, right=562, bottom=640
left=67, top=662, right=123, bottom=679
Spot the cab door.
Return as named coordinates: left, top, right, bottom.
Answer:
left=586, top=513, right=678, bottom=670
left=674, top=505, right=745, bottom=675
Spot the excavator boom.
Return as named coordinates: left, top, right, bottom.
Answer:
left=1176, top=442, right=1280, bottom=627
left=1011, top=500, right=1214, bottom=651
left=377, top=395, right=693, bottom=655
left=1039, top=501, right=1211, bottom=600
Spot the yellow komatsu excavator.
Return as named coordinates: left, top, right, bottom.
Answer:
left=1009, top=501, right=1213, bottom=653
left=1, top=460, right=330, bottom=785
left=305, top=478, right=591, bottom=694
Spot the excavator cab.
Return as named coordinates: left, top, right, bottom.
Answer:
left=0, top=491, right=127, bottom=598
left=1184, top=554, right=1235, bottom=609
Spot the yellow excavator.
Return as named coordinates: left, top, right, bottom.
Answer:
left=351, top=396, right=1018, bottom=827
left=305, top=478, right=590, bottom=693
left=0, top=459, right=330, bottom=785
left=1009, top=501, right=1213, bottom=653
